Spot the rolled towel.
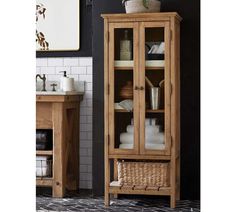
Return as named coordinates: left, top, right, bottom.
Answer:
left=120, top=132, right=134, bottom=144
left=145, top=143, right=165, bottom=150
left=119, top=143, right=133, bottom=149
left=127, top=125, right=161, bottom=134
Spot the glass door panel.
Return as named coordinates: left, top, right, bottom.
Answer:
left=108, top=23, right=139, bottom=155
left=140, top=22, right=171, bottom=155
left=114, top=70, right=134, bottom=150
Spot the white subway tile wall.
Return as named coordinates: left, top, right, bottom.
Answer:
left=36, top=57, right=93, bottom=189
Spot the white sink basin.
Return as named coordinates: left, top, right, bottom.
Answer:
left=36, top=91, right=84, bottom=95
left=36, top=81, right=85, bottom=95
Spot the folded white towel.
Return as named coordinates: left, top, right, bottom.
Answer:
left=146, top=132, right=164, bottom=144
left=127, top=125, right=161, bottom=134
left=119, top=143, right=134, bottom=149
left=120, top=132, right=164, bottom=144
left=119, top=143, right=165, bottom=150
left=36, top=156, right=50, bottom=167
left=157, top=42, right=165, bottom=54
left=114, top=103, right=123, bottom=110
left=118, top=99, right=133, bottom=112
left=145, top=143, right=165, bottom=150
left=36, top=167, right=50, bottom=177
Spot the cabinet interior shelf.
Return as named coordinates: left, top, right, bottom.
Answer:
left=36, top=150, right=53, bottom=156
left=114, top=60, right=165, bottom=69
left=115, top=109, right=164, bottom=113
left=114, top=66, right=164, bottom=70
left=114, top=60, right=164, bottom=70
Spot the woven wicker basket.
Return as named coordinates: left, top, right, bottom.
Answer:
left=117, top=161, right=170, bottom=188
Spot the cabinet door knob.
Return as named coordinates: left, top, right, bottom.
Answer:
left=140, top=86, right=144, bottom=90
left=134, top=86, right=139, bottom=90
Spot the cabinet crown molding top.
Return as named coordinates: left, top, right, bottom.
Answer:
left=101, top=12, right=182, bottom=22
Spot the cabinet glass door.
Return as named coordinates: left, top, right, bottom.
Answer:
left=139, top=22, right=171, bottom=155
left=108, top=23, right=139, bottom=155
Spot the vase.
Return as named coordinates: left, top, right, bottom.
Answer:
left=125, top=0, right=161, bottom=14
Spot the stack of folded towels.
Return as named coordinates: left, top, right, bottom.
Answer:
left=119, top=118, right=165, bottom=150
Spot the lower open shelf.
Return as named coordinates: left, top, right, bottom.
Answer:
left=115, top=109, right=165, bottom=113
left=36, top=177, right=53, bottom=187
left=109, top=181, right=171, bottom=196
left=36, top=150, right=53, bottom=156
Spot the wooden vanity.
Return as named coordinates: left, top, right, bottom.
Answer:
left=36, top=94, right=83, bottom=197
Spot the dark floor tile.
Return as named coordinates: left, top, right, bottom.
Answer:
left=36, top=189, right=200, bottom=212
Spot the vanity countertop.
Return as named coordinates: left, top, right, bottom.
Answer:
left=36, top=91, right=84, bottom=96
left=36, top=91, right=84, bottom=103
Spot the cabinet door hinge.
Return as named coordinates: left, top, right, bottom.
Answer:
left=170, top=136, right=173, bottom=148
left=108, top=134, right=110, bottom=145
left=170, top=83, right=173, bottom=96
left=107, top=31, right=110, bottom=43
left=107, top=84, right=110, bottom=95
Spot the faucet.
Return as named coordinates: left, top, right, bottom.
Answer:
left=36, top=74, right=47, bottom=91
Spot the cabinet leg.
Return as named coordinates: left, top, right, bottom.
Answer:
left=53, top=181, right=65, bottom=198
left=176, top=189, right=180, bottom=201
left=52, top=103, right=65, bottom=198
left=105, top=192, right=110, bottom=206
left=170, top=194, right=176, bottom=208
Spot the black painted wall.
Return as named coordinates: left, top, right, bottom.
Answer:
left=92, top=0, right=200, bottom=200
left=36, top=0, right=92, bottom=58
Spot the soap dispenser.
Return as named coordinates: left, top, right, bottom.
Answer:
left=59, top=71, right=67, bottom=91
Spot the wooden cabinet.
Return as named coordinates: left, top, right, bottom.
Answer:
left=102, top=13, right=182, bottom=208
left=36, top=94, right=83, bottom=197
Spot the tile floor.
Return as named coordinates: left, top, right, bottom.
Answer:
left=36, top=188, right=200, bottom=212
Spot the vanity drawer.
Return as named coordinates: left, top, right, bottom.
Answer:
left=36, top=103, right=53, bottom=129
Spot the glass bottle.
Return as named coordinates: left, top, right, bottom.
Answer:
left=120, top=30, right=132, bottom=60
